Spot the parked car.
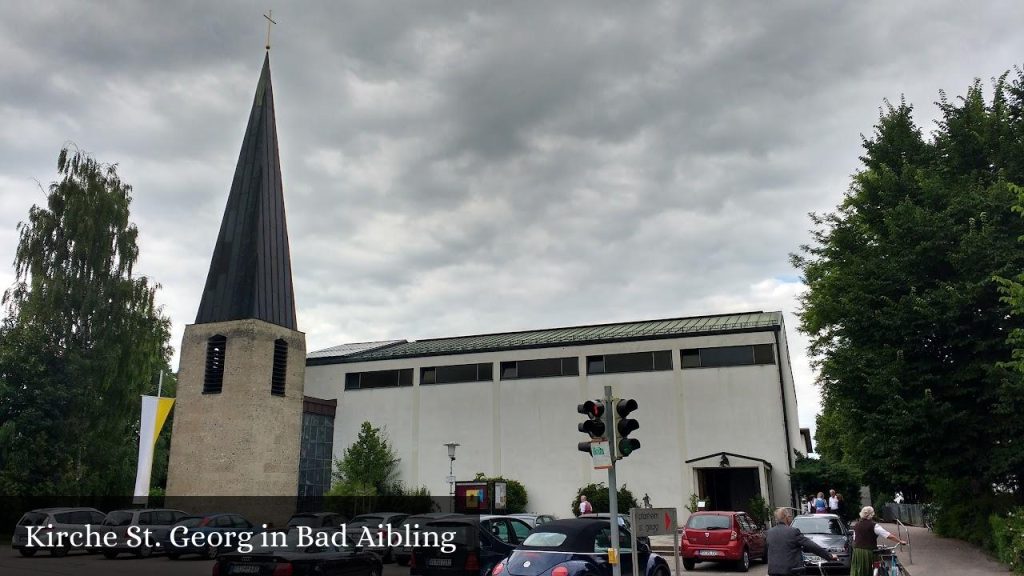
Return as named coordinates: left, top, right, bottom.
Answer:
left=288, top=512, right=348, bottom=530
left=395, top=513, right=462, bottom=566
left=791, top=513, right=852, bottom=573
left=345, top=512, right=409, bottom=562
left=480, top=514, right=535, bottom=547
left=100, top=508, right=188, bottom=558
left=410, top=515, right=529, bottom=576
left=507, top=514, right=556, bottom=528
left=215, top=529, right=383, bottom=576
left=11, top=507, right=106, bottom=557
left=680, top=510, right=766, bottom=572
left=162, top=512, right=260, bottom=560
left=492, top=517, right=670, bottom=576
left=580, top=513, right=651, bottom=547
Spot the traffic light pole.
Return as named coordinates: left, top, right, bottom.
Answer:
left=604, top=385, right=621, bottom=576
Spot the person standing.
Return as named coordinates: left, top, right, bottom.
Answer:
left=836, top=493, right=847, bottom=519
left=766, top=508, right=837, bottom=576
left=828, top=489, right=839, bottom=513
left=850, top=506, right=906, bottom=576
left=578, top=495, right=593, bottom=515
left=814, top=492, right=827, bottom=513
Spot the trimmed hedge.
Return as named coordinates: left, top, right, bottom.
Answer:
left=991, top=509, right=1024, bottom=574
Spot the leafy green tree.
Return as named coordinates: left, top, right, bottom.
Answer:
left=330, top=421, right=401, bottom=495
left=474, top=473, right=529, bottom=513
left=789, top=453, right=862, bottom=520
left=0, top=146, right=171, bottom=496
left=572, top=482, right=638, bottom=516
left=792, top=73, right=1024, bottom=513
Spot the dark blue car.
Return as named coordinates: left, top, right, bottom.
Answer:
left=411, top=515, right=531, bottom=576
left=493, top=518, right=669, bottom=576
left=162, top=513, right=260, bottom=560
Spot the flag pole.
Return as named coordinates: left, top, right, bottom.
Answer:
left=157, top=370, right=163, bottom=398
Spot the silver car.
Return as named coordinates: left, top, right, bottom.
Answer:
left=508, top=513, right=557, bottom=528
left=100, top=508, right=189, bottom=558
left=792, top=514, right=853, bottom=572
left=12, top=507, right=106, bottom=557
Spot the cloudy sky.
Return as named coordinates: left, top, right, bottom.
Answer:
left=2, top=1, right=1022, bottom=444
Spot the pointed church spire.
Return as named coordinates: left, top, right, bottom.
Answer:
left=195, top=54, right=297, bottom=330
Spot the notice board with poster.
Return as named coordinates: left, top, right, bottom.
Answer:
left=454, top=481, right=508, bottom=514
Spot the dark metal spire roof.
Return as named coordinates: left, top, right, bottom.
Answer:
left=195, top=53, right=297, bottom=330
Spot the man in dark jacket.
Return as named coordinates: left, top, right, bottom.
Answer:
left=766, top=508, right=837, bottom=575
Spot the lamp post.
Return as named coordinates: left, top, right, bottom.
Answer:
left=444, top=442, right=459, bottom=510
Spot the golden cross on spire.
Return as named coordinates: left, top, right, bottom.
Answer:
left=264, top=10, right=277, bottom=51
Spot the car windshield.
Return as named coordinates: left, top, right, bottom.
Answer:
left=686, top=515, right=732, bottom=530
left=793, top=517, right=845, bottom=535
left=350, top=515, right=383, bottom=527
left=288, top=515, right=321, bottom=527
left=176, top=517, right=204, bottom=528
left=104, top=511, right=134, bottom=526
left=423, top=523, right=476, bottom=545
left=522, top=532, right=568, bottom=547
left=255, top=531, right=343, bottom=553
left=18, top=512, right=48, bottom=526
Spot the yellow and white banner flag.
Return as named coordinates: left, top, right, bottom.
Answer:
left=133, top=395, right=175, bottom=501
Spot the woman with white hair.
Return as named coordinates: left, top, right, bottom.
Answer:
left=850, top=506, right=906, bottom=576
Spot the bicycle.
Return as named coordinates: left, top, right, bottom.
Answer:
left=872, top=544, right=909, bottom=576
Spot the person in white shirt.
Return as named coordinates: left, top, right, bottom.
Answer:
left=578, top=495, right=593, bottom=515
left=828, top=489, right=839, bottom=512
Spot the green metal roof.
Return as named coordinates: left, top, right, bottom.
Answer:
left=306, top=311, right=781, bottom=365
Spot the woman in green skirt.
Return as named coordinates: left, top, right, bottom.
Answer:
left=850, top=506, right=906, bottom=576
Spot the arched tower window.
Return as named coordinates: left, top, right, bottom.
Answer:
left=271, top=338, right=288, bottom=396
left=204, top=335, right=227, bottom=394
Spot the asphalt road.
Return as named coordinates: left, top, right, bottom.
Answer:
left=0, top=549, right=768, bottom=576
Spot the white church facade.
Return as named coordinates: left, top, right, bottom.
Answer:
left=302, top=311, right=811, bottom=517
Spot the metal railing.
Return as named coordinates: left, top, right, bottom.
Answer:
left=895, top=518, right=912, bottom=565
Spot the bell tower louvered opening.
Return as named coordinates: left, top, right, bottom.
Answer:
left=271, top=338, right=288, bottom=396
left=204, top=335, right=227, bottom=394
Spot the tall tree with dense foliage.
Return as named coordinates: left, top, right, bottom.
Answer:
left=792, top=72, right=1024, bottom=511
left=0, top=146, right=171, bottom=495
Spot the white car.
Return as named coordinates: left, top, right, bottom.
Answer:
left=507, top=513, right=557, bottom=528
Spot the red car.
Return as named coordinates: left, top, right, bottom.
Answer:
left=680, top=511, right=767, bottom=572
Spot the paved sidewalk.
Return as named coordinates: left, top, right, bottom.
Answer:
left=881, top=523, right=1007, bottom=575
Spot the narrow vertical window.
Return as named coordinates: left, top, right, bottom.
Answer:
left=204, top=335, right=227, bottom=394
left=271, top=338, right=288, bottom=396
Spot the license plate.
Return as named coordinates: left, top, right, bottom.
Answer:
left=427, top=558, right=453, bottom=567
left=697, top=550, right=720, bottom=557
left=229, top=565, right=262, bottom=574
left=804, top=554, right=823, bottom=562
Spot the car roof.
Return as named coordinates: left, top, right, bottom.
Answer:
left=689, top=511, right=739, bottom=515
left=516, top=518, right=613, bottom=551
left=291, top=512, right=340, bottom=517
left=796, top=513, right=841, bottom=519
left=30, top=507, right=101, bottom=513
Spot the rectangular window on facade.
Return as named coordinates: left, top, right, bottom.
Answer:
left=500, top=357, right=580, bottom=380
left=271, top=338, right=288, bottom=396
left=420, top=363, right=493, bottom=385
left=586, top=351, right=673, bottom=374
left=344, top=369, right=413, bottom=390
left=753, top=343, right=776, bottom=364
left=681, top=349, right=701, bottom=368
left=680, top=344, right=776, bottom=368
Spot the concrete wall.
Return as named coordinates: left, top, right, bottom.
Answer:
left=304, top=329, right=802, bottom=517
left=168, top=319, right=305, bottom=496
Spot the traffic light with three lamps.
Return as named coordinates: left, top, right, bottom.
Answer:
left=577, top=400, right=606, bottom=453
left=614, top=398, right=640, bottom=459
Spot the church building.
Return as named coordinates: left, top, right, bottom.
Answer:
left=164, top=50, right=810, bottom=519
left=303, top=312, right=808, bottom=516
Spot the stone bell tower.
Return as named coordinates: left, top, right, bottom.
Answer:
left=166, top=53, right=305, bottom=496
